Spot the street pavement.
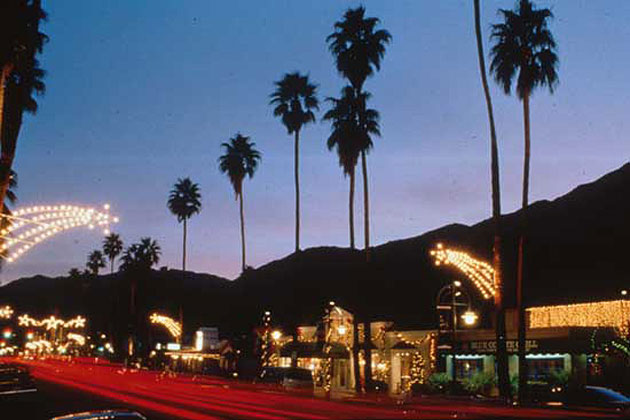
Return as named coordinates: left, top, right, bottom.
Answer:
left=5, top=358, right=623, bottom=420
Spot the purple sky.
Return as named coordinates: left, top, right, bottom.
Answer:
left=2, top=0, right=629, bottom=283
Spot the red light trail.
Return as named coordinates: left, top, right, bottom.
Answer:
left=15, top=359, right=612, bottom=420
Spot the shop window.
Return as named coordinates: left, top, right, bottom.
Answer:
left=455, top=358, right=483, bottom=379
left=527, top=357, right=564, bottom=381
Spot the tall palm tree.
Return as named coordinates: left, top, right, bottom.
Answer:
left=103, top=233, right=123, bottom=274
left=0, top=0, right=47, bottom=216
left=167, top=177, right=202, bottom=274
left=219, top=134, right=261, bottom=272
left=270, top=72, right=318, bottom=253
left=323, top=86, right=380, bottom=250
left=473, top=0, right=509, bottom=399
left=167, top=177, right=201, bottom=340
left=327, top=6, right=391, bottom=262
left=490, top=0, right=558, bottom=401
left=86, top=250, right=106, bottom=275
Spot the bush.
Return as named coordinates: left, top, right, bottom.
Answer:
left=427, top=373, right=450, bottom=393
left=462, top=372, right=496, bottom=395
left=546, top=370, right=569, bottom=387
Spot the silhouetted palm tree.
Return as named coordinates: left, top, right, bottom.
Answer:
left=327, top=7, right=390, bottom=392
left=327, top=6, right=391, bottom=262
left=121, top=238, right=161, bottom=272
left=103, top=233, right=123, bottom=274
left=0, top=0, right=47, bottom=216
left=167, top=177, right=201, bottom=275
left=473, top=0, right=509, bottom=399
left=219, top=134, right=261, bottom=272
left=324, top=86, right=380, bottom=250
left=270, top=72, right=318, bottom=253
left=490, top=0, right=558, bottom=400
left=68, top=267, right=81, bottom=278
left=86, top=250, right=106, bottom=275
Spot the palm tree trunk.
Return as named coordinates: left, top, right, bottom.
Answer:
left=111, top=258, right=115, bottom=274
left=180, top=218, right=187, bottom=345
left=349, top=167, right=356, bottom=249
left=294, top=130, right=300, bottom=253
left=239, top=189, right=246, bottom=272
left=517, top=91, right=531, bottom=401
left=0, top=64, right=15, bottom=216
left=473, top=0, right=509, bottom=400
left=360, top=151, right=370, bottom=261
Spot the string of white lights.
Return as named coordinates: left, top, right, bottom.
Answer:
left=430, top=243, right=496, bottom=299
left=0, top=204, right=118, bottom=263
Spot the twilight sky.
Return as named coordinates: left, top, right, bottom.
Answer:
left=2, top=0, right=629, bottom=283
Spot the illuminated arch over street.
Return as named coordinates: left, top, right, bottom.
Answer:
left=0, top=204, right=118, bottom=263
left=430, top=243, right=496, bottom=300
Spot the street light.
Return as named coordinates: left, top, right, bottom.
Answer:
left=271, top=330, right=282, bottom=341
left=461, top=311, right=479, bottom=326
left=622, top=290, right=628, bottom=297
left=436, top=281, right=475, bottom=383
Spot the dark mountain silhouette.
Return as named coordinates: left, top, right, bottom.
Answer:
left=1, top=162, right=628, bottom=337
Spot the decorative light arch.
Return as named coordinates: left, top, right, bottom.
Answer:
left=150, top=313, right=181, bottom=339
left=0, top=204, right=118, bottom=263
left=430, top=243, right=496, bottom=299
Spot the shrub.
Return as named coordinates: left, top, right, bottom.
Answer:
left=427, top=372, right=450, bottom=393
left=462, top=372, right=496, bottom=395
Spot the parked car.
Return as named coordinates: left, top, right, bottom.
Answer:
left=0, top=362, right=37, bottom=398
left=255, top=367, right=314, bottom=392
left=563, top=386, right=630, bottom=413
left=51, top=410, right=147, bottom=420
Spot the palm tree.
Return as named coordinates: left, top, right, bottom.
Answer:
left=167, top=177, right=201, bottom=340
left=327, top=6, right=391, bottom=262
left=68, top=267, right=81, bottom=278
left=103, top=233, right=123, bottom=274
left=120, top=237, right=161, bottom=358
left=121, top=237, right=161, bottom=272
left=0, top=0, right=47, bottom=216
left=86, top=250, right=106, bottom=275
left=323, top=86, right=380, bottom=250
left=219, top=134, right=261, bottom=272
left=490, top=0, right=558, bottom=401
left=270, top=72, right=318, bottom=253
left=473, top=0, right=509, bottom=399
left=167, top=178, right=201, bottom=275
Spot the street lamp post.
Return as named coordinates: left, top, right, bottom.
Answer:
left=436, top=281, right=475, bottom=384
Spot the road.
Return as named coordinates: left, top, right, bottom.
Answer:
left=6, top=359, right=621, bottom=420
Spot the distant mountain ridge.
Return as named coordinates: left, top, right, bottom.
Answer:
left=1, top=162, right=628, bottom=335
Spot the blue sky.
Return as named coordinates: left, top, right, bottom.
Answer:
left=3, top=0, right=629, bottom=283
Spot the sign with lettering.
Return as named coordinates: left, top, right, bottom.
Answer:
left=457, top=339, right=539, bottom=354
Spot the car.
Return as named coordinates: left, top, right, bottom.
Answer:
left=51, top=410, right=147, bottom=420
left=563, top=386, right=630, bottom=414
left=0, top=362, right=37, bottom=398
left=255, top=367, right=314, bottom=392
